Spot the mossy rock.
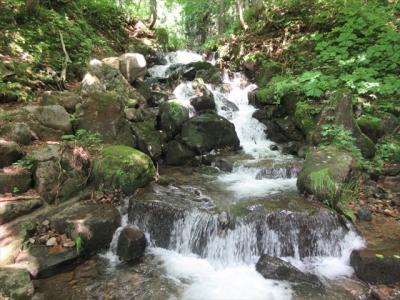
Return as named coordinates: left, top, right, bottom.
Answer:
left=159, top=100, right=190, bottom=139
left=93, top=145, right=156, bottom=194
left=131, top=120, right=165, bottom=161
left=357, top=116, right=385, bottom=143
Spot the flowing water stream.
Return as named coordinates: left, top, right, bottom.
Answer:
left=39, top=51, right=366, bottom=299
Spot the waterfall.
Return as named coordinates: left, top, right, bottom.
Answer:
left=106, top=50, right=364, bottom=300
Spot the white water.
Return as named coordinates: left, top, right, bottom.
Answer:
left=106, top=51, right=365, bottom=299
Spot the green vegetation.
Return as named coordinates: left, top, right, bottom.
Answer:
left=62, top=129, right=102, bottom=152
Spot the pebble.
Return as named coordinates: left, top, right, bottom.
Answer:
left=46, top=237, right=57, bottom=247
left=63, top=240, right=75, bottom=248
left=42, top=220, right=50, bottom=226
left=357, top=207, right=372, bottom=222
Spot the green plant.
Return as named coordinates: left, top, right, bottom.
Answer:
left=62, top=129, right=102, bottom=151
left=13, top=157, right=35, bottom=170
left=12, top=187, right=20, bottom=194
left=309, top=168, right=338, bottom=207
left=74, top=235, right=83, bottom=255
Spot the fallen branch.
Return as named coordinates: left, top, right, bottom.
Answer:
left=59, top=30, right=72, bottom=83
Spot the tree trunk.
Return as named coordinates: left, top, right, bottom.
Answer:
left=26, top=0, right=40, bottom=16
left=236, top=0, right=248, bottom=31
left=148, top=0, right=157, bottom=29
left=218, top=0, right=225, bottom=36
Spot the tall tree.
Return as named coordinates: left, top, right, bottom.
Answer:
left=236, top=0, right=248, bottom=31
left=149, top=0, right=157, bottom=29
left=218, top=0, right=225, bottom=36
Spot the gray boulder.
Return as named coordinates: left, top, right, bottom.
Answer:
left=74, top=92, right=136, bottom=147
left=0, top=197, right=43, bottom=225
left=0, top=268, right=34, bottom=300
left=297, top=146, right=356, bottom=208
left=131, top=120, right=165, bottom=161
left=165, top=141, right=196, bottom=166
left=118, top=53, right=147, bottom=83
left=117, top=227, right=146, bottom=262
left=190, top=82, right=216, bottom=112
left=41, top=91, right=81, bottom=113
left=0, top=140, right=23, bottom=168
left=5, top=122, right=33, bottom=145
left=181, top=112, right=240, bottom=153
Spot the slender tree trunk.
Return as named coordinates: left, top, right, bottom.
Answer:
left=26, top=0, right=40, bottom=16
left=218, top=0, right=225, bottom=36
left=236, top=0, right=248, bottom=31
left=148, top=0, right=157, bottom=29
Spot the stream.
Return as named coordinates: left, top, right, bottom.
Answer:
left=38, top=51, right=365, bottom=300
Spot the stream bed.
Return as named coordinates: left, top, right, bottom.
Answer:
left=38, top=51, right=366, bottom=300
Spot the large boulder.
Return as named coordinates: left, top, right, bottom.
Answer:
left=0, top=167, right=32, bottom=194
left=350, top=247, right=400, bottom=284
left=158, top=100, right=190, bottom=139
left=256, top=255, right=323, bottom=286
left=165, top=141, right=196, bottom=166
left=93, top=145, right=156, bottom=194
left=256, top=255, right=324, bottom=296
left=29, top=144, right=89, bottom=203
left=190, top=81, right=216, bottom=112
left=0, top=268, right=34, bottom=300
left=0, top=140, right=23, bottom=168
left=1, top=122, right=33, bottom=145
left=81, top=59, right=146, bottom=108
left=187, top=61, right=222, bottom=84
left=311, top=90, right=375, bottom=158
left=181, top=112, right=240, bottom=153
left=118, top=53, right=147, bottom=83
left=74, top=92, right=136, bottom=147
left=297, top=146, right=356, bottom=208
left=131, top=120, right=165, bottom=161
left=41, top=91, right=81, bottom=113
left=117, top=227, right=146, bottom=262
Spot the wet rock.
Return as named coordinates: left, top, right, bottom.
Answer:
left=74, top=91, right=136, bottom=147
left=311, top=90, right=375, bottom=159
left=217, top=211, right=230, bottom=231
left=117, top=227, right=147, bottom=262
left=264, top=120, right=292, bottom=143
left=92, top=145, right=156, bottom=194
left=131, top=120, right=165, bottom=161
left=214, top=158, right=233, bottom=172
left=275, top=118, right=304, bottom=142
left=357, top=207, right=372, bottom=221
left=165, top=141, right=196, bottom=166
left=297, top=146, right=356, bottom=207
left=269, top=144, right=279, bottom=151
left=0, top=267, right=34, bottom=299
left=350, top=248, right=400, bottom=284
left=0, top=167, right=32, bottom=194
left=219, top=96, right=239, bottom=113
left=158, top=100, right=190, bottom=139
left=118, top=53, right=147, bottom=83
left=357, top=116, right=385, bottom=143
left=181, top=112, right=240, bottom=153
left=0, top=140, right=23, bottom=168
left=281, top=141, right=302, bottom=156
left=23, top=105, right=72, bottom=140
left=0, top=197, right=42, bottom=225
left=41, top=91, right=81, bottom=113
left=6, top=122, right=34, bottom=145
left=256, top=255, right=324, bottom=289
left=149, top=91, right=169, bottom=107
left=190, top=87, right=216, bottom=112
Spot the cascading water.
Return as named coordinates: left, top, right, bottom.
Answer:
left=107, top=51, right=365, bottom=299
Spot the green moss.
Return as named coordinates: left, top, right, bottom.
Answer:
left=357, top=115, right=384, bottom=143
left=294, top=101, right=320, bottom=134
left=93, top=145, right=156, bottom=194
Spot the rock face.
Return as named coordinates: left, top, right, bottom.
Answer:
left=158, top=100, right=190, bottom=139
left=49, top=202, right=121, bottom=255
left=117, top=227, right=146, bottom=262
left=0, top=268, right=34, bottom=300
left=23, top=105, right=72, bottom=140
left=93, top=145, right=156, bottom=194
left=297, top=146, right=356, bottom=207
left=74, top=92, right=136, bottom=147
left=5, top=123, right=33, bottom=145
left=181, top=112, right=240, bottom=153
left=0, top=140, right=23, bottom=168
left=0, top=167, right=32, bottom=194
left=256, top=255, right=323, bottom=286
left=350, top=248, right=400, bottom=284
left=118, top=53, right=147, bottom=83
left=81, top=59, right=146, bottom=107
left=311, top=90, right=375, bottom=158
left=41, top=91, right=81, bottom=113
left=165, top=140, right=196, bottom=166
left=29, top=144, right=89, bottom=203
